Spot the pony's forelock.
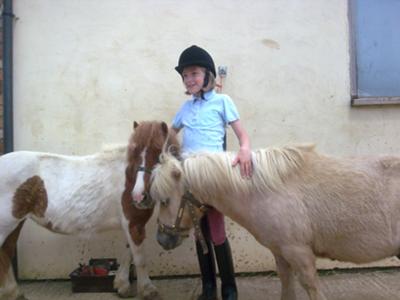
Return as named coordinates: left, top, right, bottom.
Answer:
left=151, top=151, right=184, bottom=202
left=160, top=129, right=180, bottom=157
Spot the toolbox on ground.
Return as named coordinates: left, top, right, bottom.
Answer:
left=69, top=258, right=125, bottom=293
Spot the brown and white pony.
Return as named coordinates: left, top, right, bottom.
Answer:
left=149, top=145, right=400, bottom=300
left=0, top=121, right=179, bottom=300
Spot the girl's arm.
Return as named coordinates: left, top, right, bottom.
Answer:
left=230, top=119, right=253, bottom=178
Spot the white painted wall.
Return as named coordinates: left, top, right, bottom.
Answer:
left=13, top=0, right=400, bottom=279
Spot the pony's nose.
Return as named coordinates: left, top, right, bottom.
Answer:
left=156, top=230, right=181, bottom=250
left=132, top=192, right=155, bottom=210
left=133, top=192, right=144, bottom=203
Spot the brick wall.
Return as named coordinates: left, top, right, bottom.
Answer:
left=0, top=0, right=4, bottom=154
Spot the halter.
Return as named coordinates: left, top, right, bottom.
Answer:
left=158, top=191, right=211, bottom=254
left=137, top=165, right=153, bottom=175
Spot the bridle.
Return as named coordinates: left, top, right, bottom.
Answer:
left=158, top=191, right=211, bottom=254
left=137, top=165, right=153, bottom=175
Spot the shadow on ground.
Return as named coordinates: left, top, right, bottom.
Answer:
left=19, top=268, right=400, bottom=300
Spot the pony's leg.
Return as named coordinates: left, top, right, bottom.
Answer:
left=282, top=246, right=327, bottom=300
left=127, top=237, right=159, bottom=300
left=0, top=264, right=18, bottom=300
left=113, top=246, right=136, bottom=297
left=1, top=177, right=46, bottom=300
left=0, top=193, right=19, bottom=247
left=0, top=222, right=25, bottom=300
left=274, top=254, right=296, bottom=300
left=121, top=221, right=160, bottom=300
left=0, top=224, right=17, bottom=253
left=0, top=264, right=28, bottom=300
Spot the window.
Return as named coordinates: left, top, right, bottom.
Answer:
left=349, top=0, right=400, bottom=105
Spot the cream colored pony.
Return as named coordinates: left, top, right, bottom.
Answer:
left=150, top=145, right=400, bottom=300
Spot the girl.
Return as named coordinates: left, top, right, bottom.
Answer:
left=172, top=45, right=252, bottom=300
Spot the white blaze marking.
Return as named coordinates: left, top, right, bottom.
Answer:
left=132, top=148, right=146, bottom=203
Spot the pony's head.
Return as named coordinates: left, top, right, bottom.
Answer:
left=126, top=121, right=179, bottom=210
left=150, top=151, right=206, bottom=250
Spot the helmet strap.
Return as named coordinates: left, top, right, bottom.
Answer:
left=200, top=71, right=210, bottom=99
left=203, top=71, right=210, bottom=88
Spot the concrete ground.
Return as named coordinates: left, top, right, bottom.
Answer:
left=19, top=268, right=400, bottom=300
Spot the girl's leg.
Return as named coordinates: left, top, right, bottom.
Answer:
left=207, top=209, right=237, bottom=300
left=195, top=215, right=217, bottom=300
left=206, top=208, right=226, bottom=246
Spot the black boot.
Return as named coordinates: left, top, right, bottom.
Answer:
left=214, top=239, right=238, bottom=300
left=196, top=217, right=217, bottom=300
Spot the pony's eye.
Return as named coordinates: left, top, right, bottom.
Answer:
left=161, top=198, right=170, bottom=207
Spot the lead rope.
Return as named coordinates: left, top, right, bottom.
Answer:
left=182, top=191, right=210, bottom=254
left=187, top=200, right=209, bottom=254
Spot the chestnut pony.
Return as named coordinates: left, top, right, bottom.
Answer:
left=150, top=144, right=400, bottom=300
left=0, top=121, right=179, bottom=300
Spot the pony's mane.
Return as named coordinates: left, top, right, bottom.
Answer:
left=100, top=144, right=127, bottom=153
left=152, top=144, right=316, bottom=202
left=95, top=144, right=127, bottom=162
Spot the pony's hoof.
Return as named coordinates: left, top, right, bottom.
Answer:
left=143, top=292, right=162, bottom=300
left=117, top=284, right=137, bottom=298
left=16, top=294, right=29, bottom=300
left=141, top=283, right=161, bottom=300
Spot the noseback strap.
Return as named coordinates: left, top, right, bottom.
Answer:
left=137, top=166, right=153, bottom=174
left=157, top=191, right=211, bottom=254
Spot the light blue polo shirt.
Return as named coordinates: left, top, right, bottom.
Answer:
left=172, top=89, right=240, bottom=153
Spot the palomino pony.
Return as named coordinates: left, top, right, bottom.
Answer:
left=0, top=121, right=179, bottom=300
left=149, top=145, right=400, bottom=300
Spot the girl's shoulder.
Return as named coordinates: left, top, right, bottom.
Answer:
left=208, top=91, right=232, bottom=101
left=211, top=93, right=234, bottom=105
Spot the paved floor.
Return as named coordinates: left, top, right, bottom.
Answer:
left=19, top=268, right=400, bottom=300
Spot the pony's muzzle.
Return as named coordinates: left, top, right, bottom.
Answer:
left=156, top=228, right=183, bottom=250
left=132, top=192, right=155, bottom=210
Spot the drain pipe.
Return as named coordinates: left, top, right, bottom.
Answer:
left=2, top=0, right=17, bottom=278
left=3, top=0, right=14, bottom=153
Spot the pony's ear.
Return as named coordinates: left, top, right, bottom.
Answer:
left=161, top=121, right=168, bottom=137
left=133, top=121, right=139, bottom=129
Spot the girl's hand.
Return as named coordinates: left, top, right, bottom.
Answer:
left=232, top=146, right=253, bottom=178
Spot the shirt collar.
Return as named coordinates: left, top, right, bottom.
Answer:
left=192, top=89, right=215, bottom=102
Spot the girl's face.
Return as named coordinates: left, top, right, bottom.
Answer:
left=182, top=66, right=205, bottom=96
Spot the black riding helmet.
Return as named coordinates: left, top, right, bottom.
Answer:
left=175, top=45, right=216, bottom=77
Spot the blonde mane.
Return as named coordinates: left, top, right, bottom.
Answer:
left=151, top=144, right=316, bottom=202
left=151, top=152, right=186, bottom=202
